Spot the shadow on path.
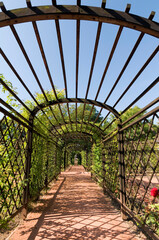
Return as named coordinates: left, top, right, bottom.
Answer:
left=10, top=166, right=146, bottom=240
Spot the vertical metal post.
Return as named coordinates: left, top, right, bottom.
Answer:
left=86, top=148, right=88, bottom=170
left=22, top=116, right=33, bottom=219
left=66, top=151, right=68, bottom=168
left=90, top=150, right=93, bottom=178
left=65, top=150, right=68, bottom=169
left=118, top=120, right=127, bottom=220
left=59, top=148, right=62, bottom=173
left=54, top=143, right=58, bottom=177
left=45, top=141, right=49, bottom=189
left=64, top=146, right=66, bottom=170
left=102, top=149, right=106, bottom=189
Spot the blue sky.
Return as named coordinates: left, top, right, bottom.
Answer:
left=0, top=0, right=159, bottom=118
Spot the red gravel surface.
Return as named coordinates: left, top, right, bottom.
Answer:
left=9, top=166, right=147, bottom=240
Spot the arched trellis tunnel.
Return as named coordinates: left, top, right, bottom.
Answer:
left=0, top=0, right=159, bottom=239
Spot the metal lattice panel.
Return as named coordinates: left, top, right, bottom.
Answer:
left=124, top=113, right=159, bottom=209
left=0, top=115, right=28, bottom=219
left=0, top=1, right=158, bottom=141
left=123, top=111, right=159, bottom=232
left=102, top=137, right=119, bottom=197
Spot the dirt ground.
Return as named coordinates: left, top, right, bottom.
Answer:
left=2, top=166, right=148, bottom=240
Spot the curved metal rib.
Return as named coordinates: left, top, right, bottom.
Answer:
left=31, top=97, right=120, bottom=118
left=0, top=5, right=159, bottom=38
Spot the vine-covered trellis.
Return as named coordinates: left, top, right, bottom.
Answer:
left=0, top=0, right=159, bottom=239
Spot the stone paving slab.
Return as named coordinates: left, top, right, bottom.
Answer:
left=9, top=166, right=147, bottom=240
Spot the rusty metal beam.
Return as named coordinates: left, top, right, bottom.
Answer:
left=22, top=115, right=33, bottom=219
left=118, top=120, right=127, bottom=220
left=80, top=21, right=102, bottom=132
left=121, top=77, right=159, bottom=114
left=102, top=0, right=106, bottom=9
left=120, top=106, right=159, bottom=132
left=31, top=20, right=68, bottom=133
left=0, top=98, right=31, bottom=125
left=0, top=49, right=64, bottom=137
left=114, top=45, right=159, bottom=109
left=97, top=11, right=154, bottom=127
left=87, top=4, right=131, bottom=130
left=103, top=11, right=156, bottom=106
left=51, top=120, right=106, bottom=136
left=101, top=45, right=159, bottom=130
left=76, top=18, right=80, bottom=132
left=0, top=105, right=31, bottom=130
left=32, top=21, right=57, bottom=99
left=60, top=131, right=92, bottom=140
left=102, top=97, right=159, bottom=142
left=9, top=24, right=66, bottom=135
left=0, top=78, right=31, bottom=113
left=0, top=48, right=39, bottom=106
left=26, top=0, right=32, bottom=8
left=54, top=18, right=73, bottom=131
left=0, top=6, right=158, bottom=38
left=31, top=97, right=120, bottom=118
left=0, top=1, right=6, bottom=12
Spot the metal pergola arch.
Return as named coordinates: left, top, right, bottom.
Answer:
left=30, top=98, right=120, bottom=139
left=51, top=121, right=106, bottom=136
left=0, top=2, right=158, bottom=140
left=0, top=3, right=159, bottom=38
left=31, top=98, right=120, bottom=118
left=0, top=2, right=158, bottom=141
left=61, top=132, right=93, bottom=147
left=0, top=1, right=159, bottom=238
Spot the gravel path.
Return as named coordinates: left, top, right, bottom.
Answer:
left=9, top=166, right=147, bottom=240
